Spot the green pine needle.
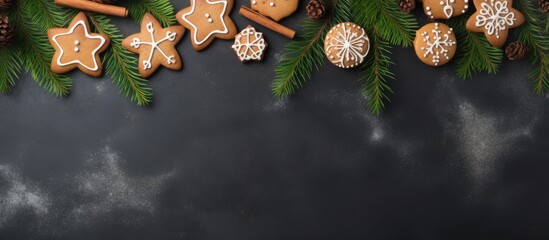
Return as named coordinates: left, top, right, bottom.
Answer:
left=353, top=0, right=418, bottom=48
left=360, top=28, right=395, bottom=115
left=127, top=0, right=176, bottom=27
left=448, top=15, right=503, bottom=79
left=88, top=14, right=152, bottom=106
left=514, top=0, right=549, bottom=95
left=272, top=0, right=351, bottom=97
left=0, top=48, right=22, bottom=94
left=15, top=0, right=72, bottom=96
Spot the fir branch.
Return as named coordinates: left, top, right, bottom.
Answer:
left=514, top=0, right=549, bottom=95
left=15, top=0, right=72, bottom=96
left=360, top=28, right=395, bottom=115
left=87, top=13, right=152, bottom=106
left=447, top=15, right=503, bottom=79
left=0, top=9, right=22, bottom=94
left=272, top=0, right=351, bottom=97
left=0, top=48, right=22, bottom=94
left=127, top=0, right=176, bottom=27
left=352, top=0, right=418, bottom=48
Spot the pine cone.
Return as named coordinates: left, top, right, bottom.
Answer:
left=306, top=0, right=326, bottom=20
left=399, top=0, right=416, bottom=14
left=505, top=41, right=528, bottom=60
left=0, top=16, right=14, bottom=47
left=540, top=0, right=549, bottom=14
left=89, top=0, right=116, bottom=4
left=0, top=0, right=13, bottom=11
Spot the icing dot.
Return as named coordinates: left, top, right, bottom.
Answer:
left=208, top=18, right=213, bottom=23
left=269, top=2, right=275, bottom=7
left=252, top=0, right=257, bottom=4
left=74, top=40, right=80, bottom=45
left=74, top=47, right=79, bottom=52
left=205, top=13, right=210, bottom=18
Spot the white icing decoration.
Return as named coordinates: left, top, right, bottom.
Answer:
left=325, top=23, right=370, bottom=68
left=269, top=2, right=275, bottom=7
left=475, top=0, right=516, bottom=39
left=74, top=40, right=80, bottom=45
left=130, top=22, right=177, bottom=70
left=425, top=0, right=468, bottom=19
left=51, top=20, right=107, bottom=72
left=74, top=47, right=79, bottom=52
left=181, top=0, right=229, bottom=45
left=231, top=27, right=266, bottom=62
left=420, top=23, right=456, bottom=66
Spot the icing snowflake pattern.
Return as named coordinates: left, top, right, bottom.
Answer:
left=325, top=23, right=369, bottom=68
left=420, top=23, right=456, bottom=66
left=232, top=27, right=266, bottom=62
left=130, top=22, right=177, bottom=70
left=475, top=0, right=516, bottom=38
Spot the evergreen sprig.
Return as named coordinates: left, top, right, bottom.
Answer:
left=353, top=0, right=417, bottom=114
left=514, top=0, right=549, bottom=95
left=447, top=15, right=503, bottom=79
left=14, top=0, right=72, bottom=96
left=360, top=29, right=395, bottom=115
left=353, top=0, right=417, bottom=48
left=87, top=13, right=152, bottom=106
left=272, top=0, right=351, bottom=97
left=127, top=0, right=176, bottom=27
left=0, top=47, right=22, bottom=94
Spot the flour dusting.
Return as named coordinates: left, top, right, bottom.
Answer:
left=69, top=146, right=175, bottom=225
left=0, top=165, right=50, bottom=227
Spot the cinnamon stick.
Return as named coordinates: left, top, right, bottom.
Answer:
left=239, top=6, right=296, bottom=39
left=55, top=0, right=128, bottom=17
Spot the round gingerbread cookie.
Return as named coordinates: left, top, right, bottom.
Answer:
left=251, top=0, right=298, bottom=22
left=413, top=22, right=457, bottom=66
left=423, top=0, right=469, bottom=19
left=324, top=22, right=370, bottom=69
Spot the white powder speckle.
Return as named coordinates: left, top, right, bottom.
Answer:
left=436, top=71, right=541, bottom=188
left=69, top=146, right=175, bottom=225
left=263, top=98, right=288, bottom=112
left=0, top=165, right=51, bottom=227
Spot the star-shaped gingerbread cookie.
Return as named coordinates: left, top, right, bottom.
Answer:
left=466, top=0, right=524, bottom=48
left=122, top=13, right=186, bottom=78
left=176, top=0, right=237, bottom=51
left=48, top=12, right=110, bottom=77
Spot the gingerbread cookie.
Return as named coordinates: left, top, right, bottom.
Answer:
left=176, top=0, right=237, bottom=51
left=466, top=0, right=524, bottom=48
left=231, top=26, right=267, bottom=63
left=413, top=22, right=457, bottom=66
left=423, top=0, right=469, bottom=19
left=251, top=0, right=298, bottom=22
left=48, top=12, right=110, bottom=77
left=122, top=13, right=185, bottom=78
left=324, top=22, right=370, bottom=69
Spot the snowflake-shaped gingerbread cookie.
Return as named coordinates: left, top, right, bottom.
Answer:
left=231, top=25, right=268, bottom=63
left=466, top=0, right=524, bottom=48
left=413, top=22, right=457, bottom=66
left=324, top=22, right=370, bottom=69
left=122, top=13, right=185, bottom=78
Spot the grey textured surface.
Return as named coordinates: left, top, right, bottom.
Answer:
left=1, top=0, right=549, bottom=239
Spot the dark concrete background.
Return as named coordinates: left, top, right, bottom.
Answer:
left=1, top=0, right=549, bottom=239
